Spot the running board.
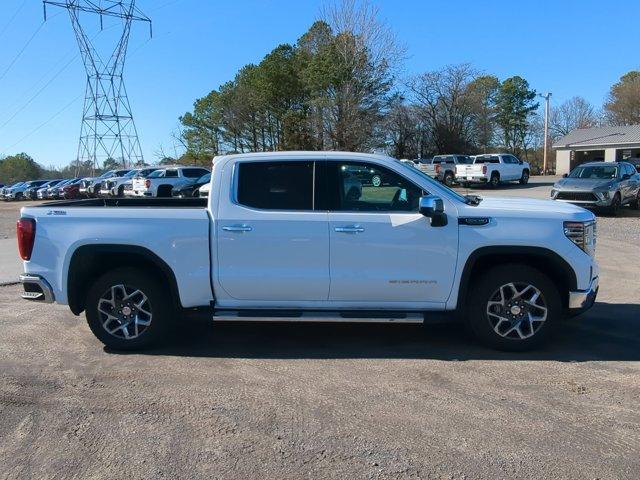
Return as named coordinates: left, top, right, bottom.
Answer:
left=212, top=310, right=424, bottom=323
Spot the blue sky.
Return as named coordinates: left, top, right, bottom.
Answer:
left=0, top=0, right=639, bottom=168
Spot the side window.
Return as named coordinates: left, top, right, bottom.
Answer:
left=237, top=161, right=314, bottom=210
left=328, top=162, right=423, bottom=212
left=164, top=169, right=179, bottom=178
left=183, top=168, right=209, bottom=178
left=502, top=156, right=513, bottom=164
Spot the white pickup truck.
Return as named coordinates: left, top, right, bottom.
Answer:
left=456, top=153, right=530, bottom=188
left=17, top=152, right=598, bottom=351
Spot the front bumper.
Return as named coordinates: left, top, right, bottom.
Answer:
left=20, top=274, right=55, bottom=303
left=551, top=189, right=614, bottom=207
left=568, top=276, right=598, bottom=314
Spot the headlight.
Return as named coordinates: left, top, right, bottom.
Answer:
left=564, top=220, right=596, bottom=256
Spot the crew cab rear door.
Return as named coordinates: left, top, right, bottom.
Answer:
left=215, top=159, right=330, bottom=302
left=325, top=159, right=458, bottom=306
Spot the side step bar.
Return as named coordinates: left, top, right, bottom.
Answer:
left=212, top=310, right=424, bottom=323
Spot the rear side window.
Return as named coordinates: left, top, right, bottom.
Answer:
left=164, top=169, right=179, bottom=178
left=474, top=156, right=500, bottom=164
left=237, top=161, right=314, bottom=210
left=183, top=168, right=209, bottom=178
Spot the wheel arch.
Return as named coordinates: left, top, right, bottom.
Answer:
left=456, top=246, right=577, bottom=311
left=67, top=244, right=182, bottom=315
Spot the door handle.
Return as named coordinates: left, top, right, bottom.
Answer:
left=222, top=224, right=252, bottom=232
left=334, top=225, right=365, bottom=233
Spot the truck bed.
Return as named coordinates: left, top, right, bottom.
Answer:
left=37, top=198, right=208, bottom=208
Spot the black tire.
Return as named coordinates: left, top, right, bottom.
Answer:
left=465, top=264, right=561, bottom=351
left=85, top=267, right=174, bottom=350
left=443, top=172, right=454, bottom=187
left=630, top=191, right=640, bottom=210
left=117, top=185, right=125, bottom=197
left=489, top=173, right=500, bottom=188
left=519, top=169, right=530, bottom=185
left=607, top=193, right=621, bottom=216
left=157, top=185, right=172, bottom=198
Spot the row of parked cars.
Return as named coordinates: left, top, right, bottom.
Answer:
left=403, top=153, right=531, bottom=188
left=0, top=165, right=213, bottom=202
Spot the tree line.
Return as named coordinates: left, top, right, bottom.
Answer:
left=3, top=0, right=640, bottom=180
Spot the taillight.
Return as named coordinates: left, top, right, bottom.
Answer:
left=17, top=218, right=36, bottom=260
left=145, top=179, right=151, bottom=188
left=482, top=165, right=487, bottom=174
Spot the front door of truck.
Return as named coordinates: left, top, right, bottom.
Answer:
left=216, top=159, right=330, bottom=302
left=325, top=160, right=458, bottom=306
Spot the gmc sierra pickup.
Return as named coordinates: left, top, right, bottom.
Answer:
left=17, top=151, right=598, bottom=351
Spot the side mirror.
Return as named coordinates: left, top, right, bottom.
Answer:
left=419, top=195, right=447, bottom=227
left=518, top=159, right=523, bottom=165
left=562, top=173, right=568, bottom=178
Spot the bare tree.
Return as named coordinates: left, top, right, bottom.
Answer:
left=550, top=96, right=598, bottom=138
left=407, top=64, right=480, bottom=153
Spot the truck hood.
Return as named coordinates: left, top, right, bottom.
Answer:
left=553, top=178, right=615, bottom=191
left=466, top=196, right=594, bottom=220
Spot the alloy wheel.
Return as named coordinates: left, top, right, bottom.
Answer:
left=486, top=282, right=548, bottom=340
left=97, top=284, right=152, bottom=340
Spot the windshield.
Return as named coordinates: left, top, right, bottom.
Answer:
left=147, top=170, right=164, bottom=178
left=197, top=173, right=211, bottom=183
left=397, top=161, right=468, bottom=203
left=458, top=156, right=473, bottom=164
left=569, top=165, right=617, bottom=179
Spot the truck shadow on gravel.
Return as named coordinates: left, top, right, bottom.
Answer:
left=108, top=302, right=640, bottom=361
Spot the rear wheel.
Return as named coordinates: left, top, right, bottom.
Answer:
left=443, top=172, right=454, bottom=187
left=465, top=264, right=561, bottom=351
left=519, top=170, right=530, bottom=185
left=490, top=173, right=500, bottom=188
left=85, top=268, right=173, bottom=350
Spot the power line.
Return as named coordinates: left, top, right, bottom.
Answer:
left=0, top=0, right=28, bottom=40
left=0, top=22, right=45, bottom=83
left=1, top=94, right=82, bottom=155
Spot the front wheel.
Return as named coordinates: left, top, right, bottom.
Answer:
left=466, top=264, right=561, bottom=351
left=631, top=191, right=640, bottom=210
left=85, top=267, right=173, bottom=350
left=607, top=193, right=621, bottom=216
left=519, top=170, right=530, bottom=185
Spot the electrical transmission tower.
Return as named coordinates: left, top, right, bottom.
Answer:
left=43, top=1, right=151, bottom=171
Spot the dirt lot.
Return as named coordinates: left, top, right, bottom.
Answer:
left=1, top=179, right=639, bottom=479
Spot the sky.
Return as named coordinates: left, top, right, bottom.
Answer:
left=0, top=0, right=639, bottom=168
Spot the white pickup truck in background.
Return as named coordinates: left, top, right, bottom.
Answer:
left=421, top=155, right=473, bottom=186
left=456, top=153, right=530, bottom=188
left=18, top=152, right=598, bottom=352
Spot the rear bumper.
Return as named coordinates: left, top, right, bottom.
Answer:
left=568, top=276, right=598, bottom=314
left=456, top=176, right=488, bottom=183
left=19, top=274, right=55, bottom=303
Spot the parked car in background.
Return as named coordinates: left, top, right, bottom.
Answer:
left=422, top=155, right=473, bottom=187
left=619, top=157, right=640, bottom=173
left=172, top=172, right=211, bottom=198
left=3, top=180, right=48, bottom=200
left=26, top=180, right=62, bottom=200
left=1, top=181, right=25, bottom=199
left=48, top=179, right=78, bottom=199
left=60, top=178, right=83, bottom=200
left=99, top=167, right=158, bottom=197
left=131, top=166, right=210, bottom=197
left=80, top=169, right=130, bottom=198
left=197, top=180, right=211, bottom=198
left=551, top=161, right=640, bottom=215
left=456, top=154, right=530, bottom=188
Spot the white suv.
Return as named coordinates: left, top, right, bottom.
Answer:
left=131, top=166, right=211, bottom=197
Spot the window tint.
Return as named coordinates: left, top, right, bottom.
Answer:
left=474, top=155, right=500, bottom=164
left=183, top=168, right=209, bottom=178
left=237, top=161, right=314, bottom=210
left=328, top=161, right=423, bottom=212
left=164, top=169, right=179, bottom=178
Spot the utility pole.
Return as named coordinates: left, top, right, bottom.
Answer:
left=540, top=92, right=552, bottom=175
left=43, top=1, right=151, bottom=172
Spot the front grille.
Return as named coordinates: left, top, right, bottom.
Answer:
left=556, top=191, right=597, bottom=202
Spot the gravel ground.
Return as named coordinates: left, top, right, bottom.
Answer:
left=1, top=179, right=639, bottom=479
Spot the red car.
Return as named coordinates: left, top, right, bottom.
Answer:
left=61, top=179, right=82, bottom=199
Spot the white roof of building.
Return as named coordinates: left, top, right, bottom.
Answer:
left=553, top=125, right=640, bottom=149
